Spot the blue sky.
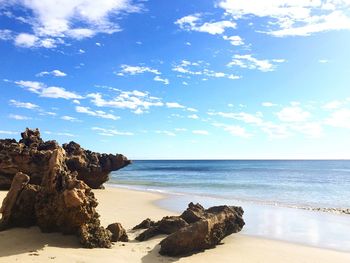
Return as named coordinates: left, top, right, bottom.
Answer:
left=1, top=0, right=350, bottom=159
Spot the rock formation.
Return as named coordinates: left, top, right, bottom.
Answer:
left=0, top=148, right=114, bottom=248
left=0, top=128, right=130, bottom=190
left=135, top=216, right=188, bottom=241
left=107, top=223, right=128, bottom=242
left=134, top=202, right=245, bottom=256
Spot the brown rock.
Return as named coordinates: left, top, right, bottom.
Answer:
left=0, top=172, right=31, bottom=229
left=159, top=205, right=245, bottom=256
left=0, top=128, right=130, bottom=190
left=136, top=216, right=188, bottom=241
left=63, top=141, right=131, bottom=189
left=0, top=144, right=113, bottom=248
left=180, top=202, right=205, bottom=223
left=107, top=223, right=128, bottom=242
left=132, top=218, right=156, bottom=230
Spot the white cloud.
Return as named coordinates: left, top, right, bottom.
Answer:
left=173, top=60, right=240, bottom=80
left=227, top=54, right=285, bottom=72
left=175, top=14, right=236, bottom=35
left=14, top=33, right=38, bottom=47
left=276, top=106, right=311, bottom=122
left=218, top=0, right=350, bottom=37
left=323, top=100, right=343, bottom=110
left=166, top=102, right=185, bottom=109
left=325, top=109, right=350, bottom=129
left=291, top=122, right=323, bottom=138
left=319, top=59, right=329, bottom=63
left=156, top=130, right=176, bottom=136
left=214, top=123, right=251, bottom=138
left=61, top=115, right=79, bottom=122
left=223, top=35, right=244, bottom=46
left=262, top=102, right=278, bottom=107
left=119, top=65, right=161, bottom=75
left=187, top=107, right=198, bottom=112
left=44, top=131, right=75, bottom=137
left=9, top=114, right=31, bottom=120
left=9, top=99, right=39, bottom=110
left=75, top=106, right=119, bottom=120
left=154, top=75, right=169, bottom=85
left=192, top=130, right=209, bottom=135
left=0, top=29, right=13, bottom=40
left=92, top=127, right=134, bottom=136
left=88, top=90, right=163, bottom=114
left=96, top=42, right=102, bottom=46
left=36, top=69, right=67, bottom=77
left=15, top=80, right=82, bottom=100
left=4, top=0, right=142, bottom=48
left=188, top=114, right=199, bottom=119
left=79, top=49, right=85, bottom=54
left=0, top=130, right=18, bottom=135
left=209, top=111, right=263, bottom=125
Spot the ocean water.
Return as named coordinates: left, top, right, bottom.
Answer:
left=110, top=160, right=350, bottom=209
left=109, top=160, right=350, bottom=251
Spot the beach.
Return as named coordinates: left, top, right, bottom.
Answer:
left=1, top=186, right=350, bottom=263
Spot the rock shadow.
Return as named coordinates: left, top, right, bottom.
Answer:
left=0, top=226, right=80, bottom=257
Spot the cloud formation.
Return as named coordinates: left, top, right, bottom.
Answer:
left=1, top=0, right=142, bottom=48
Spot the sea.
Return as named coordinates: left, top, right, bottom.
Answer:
left=109, top=160, right=350, bottom=252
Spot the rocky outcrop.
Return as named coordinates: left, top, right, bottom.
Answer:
left=134, top=202, right=245, bottom=256
left=136, top=216, right=188, bottom=241
left=107, top=223, right=128, bottom=242
left=0, top=147, right=113, bottom=248
left=159, top=205, right=244, bottom=256
left=63, top=141, right=130, bottom=189
left=0, top=128, right=130, bottom=189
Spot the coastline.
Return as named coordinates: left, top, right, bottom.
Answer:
left=108, top=184, right=350, bottom=252
left=1, top=186, right=350, bottom=262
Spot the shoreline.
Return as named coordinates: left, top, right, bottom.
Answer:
left=108, top=183, right=350, bottom=253
left=107, top=183, right=350, bottom=216
left=1, top=187, right=350, bottom=262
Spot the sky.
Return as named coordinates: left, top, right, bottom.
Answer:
left=0, top=0, right=350, bottom=159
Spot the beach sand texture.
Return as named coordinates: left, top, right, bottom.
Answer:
left=0, top=187, right=350, bottom=263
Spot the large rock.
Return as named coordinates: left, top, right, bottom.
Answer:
left=63, top=141, right=131, bottom=189
left=107, top=222, right=128, bottom=242
left=136, top=216, right=188, bottom=241
left=0, top=172, right=38, bottom=230
left=159, top=205, right=245, bottom=256
left=0, top=145, right=113, bottom=248
left=0, top=128, right=130, bottom=189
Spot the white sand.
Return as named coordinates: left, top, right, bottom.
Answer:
left=0, top=187, right=349, bottom=263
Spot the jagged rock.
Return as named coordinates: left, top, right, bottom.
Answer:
left=180, top=202, right=205, bottom=223
left=136, top=216, right=189, bottom=241
left=0, top=128, right=130, bottom=189
left=107, top=223, right=128, bottom=242
left=159, top=205, right=245, bottom=256
left=63, top=141, right=131, bottom=189
left=0, top=172, right=32, bottom=229
left=132, top=218, right=156, bottom=230
left=0, top=144, right=113, bottom=248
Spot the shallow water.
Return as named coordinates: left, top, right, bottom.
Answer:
left=111, top=160, right=350, bottom=209
left=109, top=160, right=350, bottom=251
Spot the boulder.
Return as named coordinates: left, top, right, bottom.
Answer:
left=132, top=218, right=156, bottom=230
left=0, top=146, right=113, bottom=248
left=136, top=216, right=188, bottom=241
left=159, top=205, right=245, bottom=256
left=0, top=128, right=130, bottom=189
left=107, top=223, right=128, bottom=242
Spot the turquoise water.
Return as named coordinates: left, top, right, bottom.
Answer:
left=110, top=160, right=350, bottom=209
left=109, top=160, right=350, bottom=251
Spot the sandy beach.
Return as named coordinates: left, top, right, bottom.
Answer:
left=0, top=186, right=350, bottom=263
